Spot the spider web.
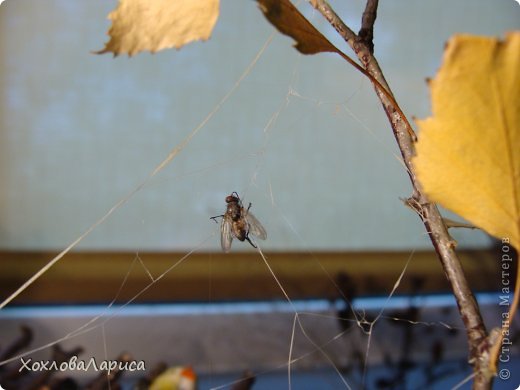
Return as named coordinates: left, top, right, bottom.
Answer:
left=0, top=1, right=515, bottom=389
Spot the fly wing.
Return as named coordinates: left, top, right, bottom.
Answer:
left=221, top=216, right=233, bottom=253
left=245, top=212, right=267, bottom=240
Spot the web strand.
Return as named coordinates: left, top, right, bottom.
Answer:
left=0, top=33, right=275, bottom=311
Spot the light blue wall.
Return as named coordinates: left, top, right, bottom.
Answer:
left=0, top=0, right=518, bottom=251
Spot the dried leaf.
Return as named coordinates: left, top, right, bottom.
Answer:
left=97, top=0, right=219, bottom=56
left=414, top=32, right=520, bottom=250
left=257, top=0, right=339, bottom=55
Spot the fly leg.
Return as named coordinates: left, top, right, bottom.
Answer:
left=245, top=235, right=258, bottom=249
left=210, top=214, right=224, bottom=223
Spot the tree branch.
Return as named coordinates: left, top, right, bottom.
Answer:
left=310, top=0, right=491, bottom=388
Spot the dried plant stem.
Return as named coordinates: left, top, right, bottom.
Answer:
left=310, top=0, right=491, bottom=388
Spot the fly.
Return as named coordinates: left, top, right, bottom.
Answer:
left=210, top=192, right=267, bottom=253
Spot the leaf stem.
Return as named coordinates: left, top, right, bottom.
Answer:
left=310, top=0, right=491, bottom=388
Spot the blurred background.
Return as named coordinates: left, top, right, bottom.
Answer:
left=0, top=0, right=518, bottom=389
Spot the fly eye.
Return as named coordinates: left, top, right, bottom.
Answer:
left=226, top=194, right=239, bottom=203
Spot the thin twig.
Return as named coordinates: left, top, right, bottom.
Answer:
left=0, top=325, right=33, bottom=362
left=358, top=0, right=378, bottom=53
left=309, top=0, right=490, bottom=388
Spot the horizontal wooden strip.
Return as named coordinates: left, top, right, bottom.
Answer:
left=0, top=250, right=500, bottom=305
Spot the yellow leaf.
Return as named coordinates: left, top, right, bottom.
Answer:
left=257, top=0, right=339, bottom=55
left=414, top=32, right=520, bottom=250
left=97, top=0, right=219, bottom=56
